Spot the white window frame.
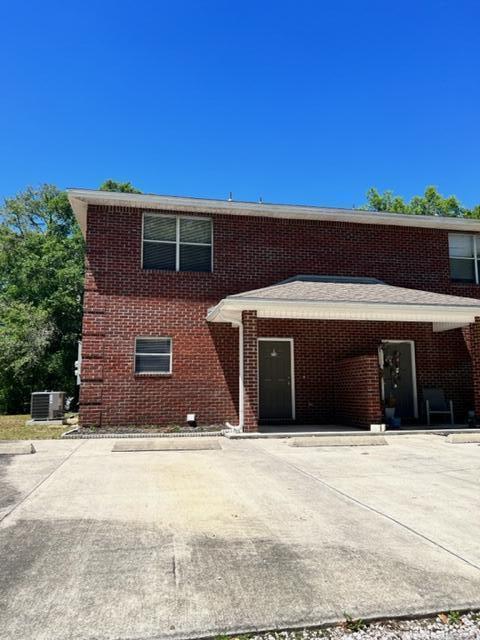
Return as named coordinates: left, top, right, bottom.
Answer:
left=449, top=233, right=479, bottom=284
left=134, top=337, right=172, bottom=375
left=141, top=212, right=213, bottom=272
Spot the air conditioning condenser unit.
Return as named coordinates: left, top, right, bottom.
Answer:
left=31, top=391, right=65, bottom=421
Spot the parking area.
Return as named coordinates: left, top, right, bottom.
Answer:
left=1, top=434, right=480, bottom=640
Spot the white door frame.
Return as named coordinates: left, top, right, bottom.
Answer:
left=257, top=338, right=296, bottom=420
left=379, top=339, right=418, bottom=419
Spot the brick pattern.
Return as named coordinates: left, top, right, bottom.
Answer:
left=79, top=252, right=107, bottom=426
left=79, top=203, right=480, bottom=429
left=242, top=310, right=258, bottom=432
left=334, top=356, right=382, bottom=428
left=84, top=204, right=480, bottom=300
left=471, top=318, right=480, bottom=418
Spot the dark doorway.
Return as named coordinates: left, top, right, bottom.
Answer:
left=258, top=339, right=294, bottom=421
left=381, top=341, right=417, bottom=419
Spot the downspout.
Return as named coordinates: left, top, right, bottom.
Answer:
left=226, top=319, right=244, bottom=432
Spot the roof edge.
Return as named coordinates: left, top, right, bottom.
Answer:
left=220, top=297, right=480, bottom=312
left=278, top=275, right=385, bottom=285
left=67, top=189, right=480, bottom=236
left=206, top=296, right=480, bottom=326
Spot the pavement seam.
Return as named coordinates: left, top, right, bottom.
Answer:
left=315, top=464, right=480, bottom=481
left=0, top=440, right=85, bottom=525
left=258, top=445, right=480, bottom=573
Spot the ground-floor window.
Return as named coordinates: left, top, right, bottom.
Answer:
left=135, top=337, right=172, bottom=374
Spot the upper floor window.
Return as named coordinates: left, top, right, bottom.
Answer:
left=449, top=234, right=479, bottom=283
left=142, top=213, right=212, bottom=272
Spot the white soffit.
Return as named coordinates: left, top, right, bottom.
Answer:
left=206, top=298, right=480, bottom=331
left=67, top=188, right=480, bottom=236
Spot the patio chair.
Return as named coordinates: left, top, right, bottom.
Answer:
left=423, top=388, right=454, bottom=426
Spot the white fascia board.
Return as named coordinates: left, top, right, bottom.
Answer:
left=206, top=303, right=240, bottom=324
left=207, top=297, right=480, bottom=326
left=69, top=194, right=88, bottom=235
left=67, top=188, right=480, bottom=237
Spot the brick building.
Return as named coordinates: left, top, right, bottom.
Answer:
left=68, top=189, right=480, bottom=431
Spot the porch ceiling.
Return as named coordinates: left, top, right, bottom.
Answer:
left=206, top=276, right=480, bottom=332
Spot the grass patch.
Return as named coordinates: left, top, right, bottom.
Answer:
left=0, top=414, right=65, bottom=440
left=439, top=610, right=462, bottom=625
left=343, top=613, right=366, bottom=632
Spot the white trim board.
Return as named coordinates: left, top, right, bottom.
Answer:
left=67, top=188, right=480, bottom=237
left=207, top=297, right=480, bottom=330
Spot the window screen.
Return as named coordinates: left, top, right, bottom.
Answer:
left=135, top=338, right=172, bottom=374
left=449, top=234, right=478, bottom=283
left=143, top=214, right=212, bottom=271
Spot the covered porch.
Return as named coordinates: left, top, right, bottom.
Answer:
left=207, top=276, right=480, bottom=433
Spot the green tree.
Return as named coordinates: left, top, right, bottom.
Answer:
left=362, top=188, right=409, bottom=214
left=99, top=179, right=142, bottom=194
left=465, top=204, right=480, bottom=220
left=0, top=180, right=141, bottom=413
left=0, top=301, right=54, bottom=412
left=0, top=185, right=84, bottom=412
left=363, top=186, right=475, bottom=218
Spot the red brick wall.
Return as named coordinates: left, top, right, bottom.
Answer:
left=471, top=318, right=480, bottom=418
left=334, top=356, right=382, bottom=428
left=79, top=204, right=479, bottom=428
left=80, top=291, right=239, bottom=427
left=84, top=204, right=480, bottom=300
left=242, top=310, right=258, bottom=432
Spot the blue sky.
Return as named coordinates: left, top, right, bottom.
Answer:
left=1, top=1, right=479, bottom=208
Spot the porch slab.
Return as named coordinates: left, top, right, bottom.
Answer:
left=226, top=427, right=480, bottom=439
left=259, top=424, right=365, bottom=434
left=290, top=436, right=388, bottom=447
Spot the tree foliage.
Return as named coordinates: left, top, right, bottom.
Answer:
left=0, top=185, right=84, bottom=412
left=0, top=180, right=141, bottom=413
left=99, top=179, right=142, bottom=194
left=363, top=186, right=480, bottom=218
left=0, top=301, right=54, bottom=412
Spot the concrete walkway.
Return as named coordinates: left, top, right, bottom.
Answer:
left=1, top=434, right=480, bottom=639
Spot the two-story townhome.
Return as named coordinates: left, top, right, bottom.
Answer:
left=68, top=189, right=480, bottom=432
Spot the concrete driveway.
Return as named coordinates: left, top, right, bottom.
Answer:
left=1, top=434, right=480, bottom=640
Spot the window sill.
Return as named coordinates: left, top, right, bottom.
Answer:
left=134, top=373, right=172, bottom=378
left=450, top=281, right=480, bottom=286
left=141, top=268, right=213, bottom=275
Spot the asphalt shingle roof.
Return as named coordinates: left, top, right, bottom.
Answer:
left=228, top=276, right=480, bottom=308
